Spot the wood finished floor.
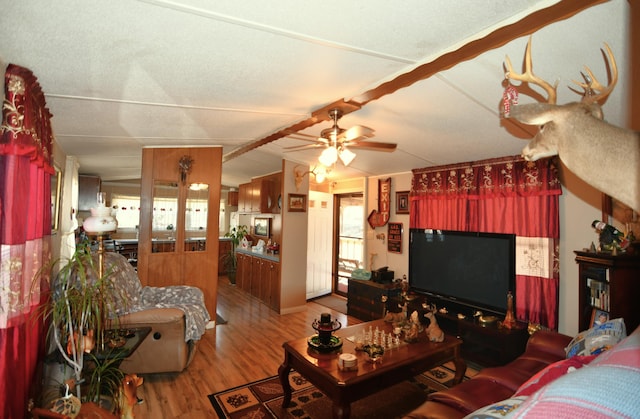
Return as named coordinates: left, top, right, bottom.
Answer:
left=133, top=277, right=361, bottom=418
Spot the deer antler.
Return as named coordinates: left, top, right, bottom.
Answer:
left=572, top=43, right=618, bottom=105
left=505, top=36, right=558, bottom=104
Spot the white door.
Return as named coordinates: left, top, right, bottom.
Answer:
left=306, top=191, right=333, bottom=299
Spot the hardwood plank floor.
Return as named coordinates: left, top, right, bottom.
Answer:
left=133, top=277, right=361, bottom=418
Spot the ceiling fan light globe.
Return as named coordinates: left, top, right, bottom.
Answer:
left=319, top=147, right=338, bottom=166
left=339, top=148, right=356, bottom=166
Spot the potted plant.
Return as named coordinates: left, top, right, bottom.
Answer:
left=223, top=225, right=248, bottom=284
left=37, top=239, right=121, bottom=404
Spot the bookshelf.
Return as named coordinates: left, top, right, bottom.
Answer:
left=575, top=251, right=640, bottom=333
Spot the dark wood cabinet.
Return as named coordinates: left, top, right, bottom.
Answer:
left=235, top=251, right=280, bottom=311
left=575, top=250, right=640, bottom=333
left=227, top=190, right=239, bottom=207
left=433, top=312, right=529, bottom=367
left=236, top=252, right=251, bottom=293
left=347, top=279, right=402, bottom=322
left=238, top=179, right=275, bottom=214
left=218, top=239, right=232, bottom=275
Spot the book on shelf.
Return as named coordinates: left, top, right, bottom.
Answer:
left=586, top=277, right=610, bottom=311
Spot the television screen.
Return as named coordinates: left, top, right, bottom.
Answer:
left=409, top=229, right=515, bottom=315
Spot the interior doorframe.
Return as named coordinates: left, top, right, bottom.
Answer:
left=332, top=192, right=364, bottom=298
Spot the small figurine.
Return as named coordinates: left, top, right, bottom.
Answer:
left=384, top=311, right=405, bottom=323
left=405, top=310, right=421, bottom=342
left=117, top=374, right=144, bottom=419
left=592, top=220, right=628, bottom=252
left=424, top=311, right=444, bottom=342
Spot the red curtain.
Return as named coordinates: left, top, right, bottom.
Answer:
left=410, top=156, right=561, bottom=329
left=0, top=64, right=54, bottom=418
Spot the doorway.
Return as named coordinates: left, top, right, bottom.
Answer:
left=334, top=193, right=364, bottom=297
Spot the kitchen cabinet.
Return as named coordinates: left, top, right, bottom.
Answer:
left=236, top=251, right=251, bottom=293
left=238, top=179, right=275, bottom=213
left=235, top=250, right=280, bottom=312
left=227, top=190, right=239, bottom=207
left=218, top=239, right=232, bottom=275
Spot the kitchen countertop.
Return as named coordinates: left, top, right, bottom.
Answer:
left=236, top=247, right=280, bottom=262
left=115, top=237, right=232, bottom=244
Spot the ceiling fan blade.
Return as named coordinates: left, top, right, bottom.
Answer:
left=285, top=135, right=326, bottom=144
left=339, top=125, right=375, bottom=142
left=283, top=143, right=325, bottom=152
left=284, top=130, right=318, bottom=139
left=347, top=141, right=397, bottom=152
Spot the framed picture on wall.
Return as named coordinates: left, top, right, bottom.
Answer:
left=254, top=217, right=271, bottom=237
left=396, top=191, right=409, bottom=214
left=288, top=194, right=307, bottom=212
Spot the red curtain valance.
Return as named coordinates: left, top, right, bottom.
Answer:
left=1, top=63, right=54, bottom=172
left=409, top=154, right=562, bottom=329
left=411, top=155, right=561, bottom=200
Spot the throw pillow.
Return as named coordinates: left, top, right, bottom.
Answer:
left=463, top=396, right=528, bottom=419
left=564, top=318, right=626, bottom=358
left=514, top=355, right=596, bottom=397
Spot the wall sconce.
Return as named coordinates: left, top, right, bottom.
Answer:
left=294, top=165, right=330, bottom=190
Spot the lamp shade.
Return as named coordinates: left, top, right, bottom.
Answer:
left=319, top=146, right=338, bottom=166
left=83, top=193, right=117, bottom=234
left=339, top=147, right=356, bottom=166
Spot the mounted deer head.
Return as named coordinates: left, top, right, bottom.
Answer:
left=505, top=37, right=639, bottom=213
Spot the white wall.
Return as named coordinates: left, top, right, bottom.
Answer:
left=365, top=172, right=412, bottom=278
left=280, top=159, right=309, bottom=314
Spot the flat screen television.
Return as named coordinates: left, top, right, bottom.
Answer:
left=409, top=229, right=516, bottom=316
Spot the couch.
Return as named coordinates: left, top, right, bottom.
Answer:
left=405, top=321, right=640, bottom=418
left=93, top=252, right=210, bottom=374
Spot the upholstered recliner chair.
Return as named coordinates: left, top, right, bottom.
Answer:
left=95, top=251, right=210, bottom=374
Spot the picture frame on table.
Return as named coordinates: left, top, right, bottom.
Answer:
left=590, top=308, right=609, bottom=328
left=254, top=217, right=271, bottom=237
left=288, top=194, right=307, bottom=212
left=396, top=191, right=410, bottom=214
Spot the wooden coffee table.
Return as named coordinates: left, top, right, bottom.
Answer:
left=278, top=319, right=466, bottom=419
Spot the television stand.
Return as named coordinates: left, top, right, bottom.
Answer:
left=407, top=297, right=529, bottom=367
left=436, top=311, right=529, bottom=367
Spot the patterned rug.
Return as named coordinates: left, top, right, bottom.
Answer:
left=208, top=362, right=478, bottom=419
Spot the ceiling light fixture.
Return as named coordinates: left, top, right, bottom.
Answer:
left=294, top=164, right=331, bottom=190
left=338, top=147, right=356, bottom=166
left=319, top=146, right=338, bottom=166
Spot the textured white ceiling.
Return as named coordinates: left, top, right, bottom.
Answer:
left=0, top=1, right=631, bottom=186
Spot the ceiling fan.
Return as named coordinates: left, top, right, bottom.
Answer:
left=284, top=108, right=397, bottom=166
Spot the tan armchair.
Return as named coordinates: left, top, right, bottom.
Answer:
left=96, top=252, right=210, bottom=374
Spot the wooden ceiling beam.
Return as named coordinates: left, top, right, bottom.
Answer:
left=223, top=0, right=608, bottom=162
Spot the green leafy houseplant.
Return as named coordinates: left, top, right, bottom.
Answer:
left=38, top=239, right=121, bottom=402
left=223, top=225, right=248, bottom=283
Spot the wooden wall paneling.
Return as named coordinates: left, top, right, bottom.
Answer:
left=138, top=147, right=222, bottom=319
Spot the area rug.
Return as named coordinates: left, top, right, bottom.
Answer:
left=208, top=362, right=478, bottom=419
left=312, top=294, right=347, bottom=314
